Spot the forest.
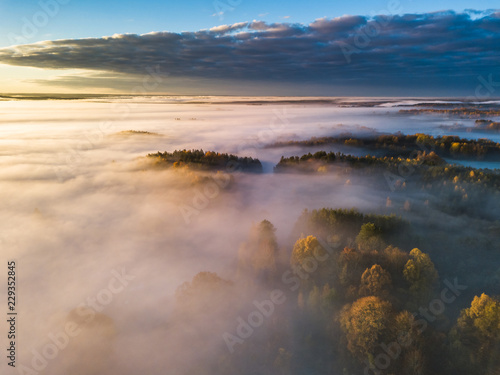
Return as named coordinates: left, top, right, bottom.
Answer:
left=5, top=97, right=500, bottom=375
left=173, top=209, right=499, bottom=375
left=268, top=133, right=500, bottom=160
left=474, top=120, right=500, bottom=132
left=160, top=133, right=500, bottom=375
left=399, top=107, right=500, bottom=118
left=147, top=149, right=263, bottom=172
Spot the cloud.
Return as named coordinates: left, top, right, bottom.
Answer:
left=209, top=22, right=249, bottom=34
left=27, top=71, right=150, bottom=91
left=1, top=10, right=499, bottom=94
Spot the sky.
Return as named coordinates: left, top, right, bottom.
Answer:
left=0, top=0, right=499, bottom=96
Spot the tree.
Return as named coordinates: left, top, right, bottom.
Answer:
left=273, top=348, right=292, bottom=375
left=450, top=293, right=500, bottom=374
left=340, top=296, right=393, bottom=361
left=321, top=283, right=337, bottom=316
left=307, top=285, right=321, bottom=313
left=175, top=271, right=233, bottom=316
left=394, top=310, right=422, bottom=349
left=403, top=248, right=438, bottom=302
left=290, top=235, right=331, bottom=286
left=291, top=235, right=323, bottom=266
left=339, top=247, right=363, bottom=290
left=252, top=220, right=279, bottom=272
left=237, top=220, right=279, bottom=283
left=176, top=271, right=232, bottom=297
left=62, top=309, right=116, bottom=375
left=458, top=293, right=500, bottom=340
left=359, top=264, right=392, bottom=297
left=403, top=348, right=426, bottom=375
left=391, top=310, right=426, bottom=374
left=356, top=222, right=386, bottom=252
left=383, top=246, right=409, bottom=276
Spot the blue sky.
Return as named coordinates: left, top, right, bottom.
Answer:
left=0, top=0, right=498, bottom=95
left=1, top=0, right=498, bottom=46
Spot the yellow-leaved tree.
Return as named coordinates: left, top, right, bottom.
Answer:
left=403, top=248, right=438, bottom=304
left=449, top=293, right=500, bottom=374
left=359, top=264, right=392, bottom=297
left=340, top=296, right=393, bottom=363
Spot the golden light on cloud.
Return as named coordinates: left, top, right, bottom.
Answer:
left=0, top=65, right=122, bottom=93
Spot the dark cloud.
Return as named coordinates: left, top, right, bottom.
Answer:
left=1, top=10, right=499, bottom=95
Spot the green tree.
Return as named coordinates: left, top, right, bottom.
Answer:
left=321, top=283, right=337, bottom=316
left=459, top=294, right=500, bottom=340
left=356, top=223, right=386, bottom=252
left=403, top=248, right=438, bottom=302
left=450, top=294, right=500, bottom=374
left=339, top=247, right=363, bottom=292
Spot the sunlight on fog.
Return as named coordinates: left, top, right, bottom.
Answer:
left=0, top=97, right=498, bottom=374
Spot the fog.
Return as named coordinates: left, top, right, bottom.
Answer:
left=0, top=97, right=498, bottom=374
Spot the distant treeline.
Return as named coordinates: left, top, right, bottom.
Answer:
left=399, top=107, right=500, bottom=117
left=438, top=120, right=500, bottom=134
left=275, top=149, right=500, bottom=220
left=147, top=149, right=263, bottom=172
left=475, top=119, right=500, bottom=131
left=268, top=133, right=500, bottom=160
left=274, top=151, right=444, bottom=172
left=275, top=150, right=500, bottom=188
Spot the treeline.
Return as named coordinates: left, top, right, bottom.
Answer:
left=274, top=150, right=444, bottom=173
left=274, top=150, right=500, bottom=188
left=400, top=107, right=500, bottom=117
left=269, top=133, right=500, bottom=160
left=274, top=149, right=500, bottom=219
left=475, top=119, right=500, bottom=132
left=147, top=149, right=263, bottom=172
left=292, top=207, right=410, bottom=250
left=173, top=211, right=500, bottom=375
left=422, top=164, right=500, bottom=189
left=115, top=130, right=160, bottom=136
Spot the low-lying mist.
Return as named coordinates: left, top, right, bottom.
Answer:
left=0, top=97, right=498, bottom=375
